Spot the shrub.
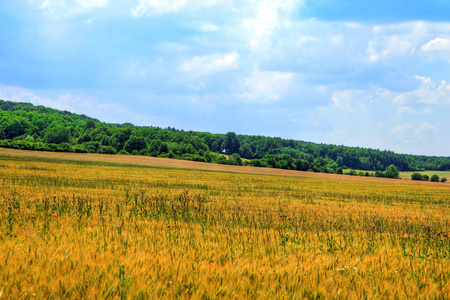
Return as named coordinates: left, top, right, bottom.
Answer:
left=430, top=174, right=440, bottom=182
left=375, top=171, right=385, bottom=178
left=411, top=173, right=423, bottom=181
left=422, top=174, right=430, bottom=181
left=347, top=170, right=357, bottom=176
left=441, top=177, right=447, bottom=183
left=98, top=146, right=117, bottom=155
left=384, top=165, right=400, bottom=179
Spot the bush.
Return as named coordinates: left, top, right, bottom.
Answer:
left=430, top=174, right=440, bottom=182
left=411, top=173, right=423, bottom=181
left=97, top=146, right=117, bottom=155
left=422, top=174, right=430, bottom=181
left=347, top=170, right=357, bottom=176
left=441, top=177, right=447, bottom=183
left=384, top=165, right=400, bottom=179
left=375, top=171, right=385, bottom=178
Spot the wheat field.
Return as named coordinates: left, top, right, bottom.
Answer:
left=1, top=149, right=449, bottom=299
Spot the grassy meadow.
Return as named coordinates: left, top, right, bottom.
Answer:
left=1, top=149, right=450, bottom=299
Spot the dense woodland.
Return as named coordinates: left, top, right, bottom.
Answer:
left=1, top=100, right=449, bottom=175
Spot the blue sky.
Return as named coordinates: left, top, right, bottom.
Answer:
left=0, top=0, right=449, bottom=156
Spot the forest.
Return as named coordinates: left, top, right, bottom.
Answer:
left=1, top=99, right=449, bottom=175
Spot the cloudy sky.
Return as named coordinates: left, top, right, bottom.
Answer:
left=0, top=0, right=449, bottom=156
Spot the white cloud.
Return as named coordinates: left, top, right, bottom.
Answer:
left=421, top=108, right=434, bottom=114
left=331, top=90, right=366, bottom=112
left=0, top=85, right=75, bottom=112
left=28, top=0, right=109, bottom=18
left=199, top=23, right=220, bottom=32
left=239, top=70, right=294, bottom=103
left=0, top=85, right=130, bottom=120
left=181, top=52, right=240, bottom=75
left=241, top=0, right=300, bottom=52
left=394, top=76, right=450, bottom=105
left=131, top=0, right=226, bottom=17
left=367, top=27, right=418, bottom=62
left=398, top=106, right=414, bottom=114
left=76, top=0, right=108, bottom=9
left=421, top=38, right=450, bottom=52
left=391, top=122, right=437, bottom=141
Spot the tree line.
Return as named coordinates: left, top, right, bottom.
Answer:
left=1, top=100, right=449, bottom=175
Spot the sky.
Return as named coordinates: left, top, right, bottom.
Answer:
left=0, top=0, right=449, bottom=156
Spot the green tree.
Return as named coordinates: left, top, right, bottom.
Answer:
left=384, top=165, right=399, bottom=179
left=422, top=174, right=430, bottom=181
left=113, top=128, right=132, bottom=150
left=85, top=119, right=96, bottom=130
left=240, top=143, right=253, bottom=159
left=221, top=132, right=240, bottom=154
left=336, top=156, right=344, bottom=168
left=44, top=127, right=70, bottom=144
left=375, top=171, right=385, bottom=177
left=148, top=139, right=162, bottom=155
left=229, top=153, right=243, bottom=165
left=411, top=173, right=423, bottom=181
left=430, top=174, right=440, bottom=182
left=441, top=177, right=447, bottom=183
left=159, top=142, right=169, bottom=154
left=124, top=136, right=147, bottom=153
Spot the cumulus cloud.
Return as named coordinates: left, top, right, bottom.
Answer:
left=30, top=0, right=109, bottom=16
left=391, top=122, right=437, bottom=141
left=181, top=53, right=240, bottom=75
left=0, top=85, right=75, bottom=112
left=76, top=0, right=108, bottom=9
left=131, top=0, right=226, bottom=16
left=421, top=38, right=450, bottom=52
left=331, top=90, right=366, bottom=112
left=0, top=85, right=130, bottom=120
left=239, top=70, right=294, bottom=104
left=394, top=76, right=450, bottom=105
left=366, top=22, right=427, bottom=63
left=398, top=106, right=414, bottom=114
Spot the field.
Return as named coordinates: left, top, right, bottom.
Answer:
left=1, top=148, right=450, bottom=299
left=399, top=170, right=450, bottom=181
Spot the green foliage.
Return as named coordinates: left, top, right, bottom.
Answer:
left=430, top=174, right=440, bottom=182
left=229, top=153, right=243, bottom=166
left=375, top=171, right=385, bottom=178
left=411, top=173, right=423, bottom=181
left=1, top=99, right=449, bottom=178
left=124, top=136, right=147, bottom=153
left=441, top=177, right=447, bottom=183
left=347, top=170, right=357, bottom=176
left=44, top=127, right=70, bottom=144
left=384, top=165, right=400, bottom=179
left=221, top=132, right=240, bottom=154
left=422, top=174, right=430, bottom=181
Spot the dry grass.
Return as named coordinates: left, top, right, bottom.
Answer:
left=1, top=148, right=450, bottom=299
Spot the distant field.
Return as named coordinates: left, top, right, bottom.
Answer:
left=0, top=148, right=447, bottom=187
left=1, top=148, right=450, bottom=298
left=399, top=170, right=450, bottom=181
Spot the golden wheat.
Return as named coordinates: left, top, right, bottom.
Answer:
left=0, top=151, right=449, bottom=299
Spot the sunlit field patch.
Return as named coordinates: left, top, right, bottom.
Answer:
left=0, top=149, right=449, bottom=299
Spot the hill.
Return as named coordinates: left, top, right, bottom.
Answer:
left=1, top=99, right=449, bottom=175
